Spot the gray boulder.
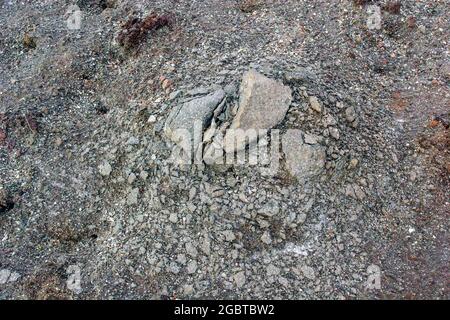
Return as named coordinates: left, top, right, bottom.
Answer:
left=224, top=70, right=292, bottom=152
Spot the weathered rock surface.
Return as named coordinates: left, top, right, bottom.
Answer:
left=164, top=89, right=225, bottom=145
left=224, top=69, right=292, bottom=152
left=282, top=130, right=326, bottom=180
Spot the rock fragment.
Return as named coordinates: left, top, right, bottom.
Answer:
left=127, top=188, right=139, bottom=205
left=345, top=106, right=357, bottom=123
left=282, top=130, right=326, bottom=180
left=329, top=127, right=340, bottom=140
left=301, top=265, right=315, bottom=280
left=165, top=89, right=226, bottom=150
left=233, top=271, right=246, bottom=288
left=309, top=96, right=322, bottom=113
left=98, top=161, right=112, bottom=176
left=224, top=69, right=292, bottom=152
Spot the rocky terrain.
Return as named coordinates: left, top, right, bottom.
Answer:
left=0, top=0, right=448, bottom=299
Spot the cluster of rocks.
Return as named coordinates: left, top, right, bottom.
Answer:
left=164, top=69, right=328, bottom=181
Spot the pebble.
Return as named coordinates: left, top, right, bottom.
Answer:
left=185, top=242, right=198, bottom=257
left=234, top=271, right=246, bottom=288
left=187, top=261, right=197, bottom=274
left=127, top=188, right=139, bottom=205
left=0, top=269, right=11, bottom=284
left=348, top=158, right=359, bottom=169
left=169, top=212, right=178, bottom=223
left=127, top=172, right=136, bottom=184
left=0, top=269, right=19, bottom=284
left=301, top=265, right=315, bottom=280
left=267, top=264, right=280, bottom=276
left=324, top=114, right=337, bottom=126
left=345, top=106, right=357, bottom=123
left=329, top=127, right=340, bottom=140
left=99, top=161, right=112, bottom=176
left=223, top=230, right=236, bottom=242
left=309, top=96, right=322, bottom=113
left=126, top=137, right=140, bottom=145
left=261, top=231, right=272, bottom=245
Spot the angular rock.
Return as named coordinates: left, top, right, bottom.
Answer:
left=345, top=106, right=357, bottom=123
left=282, top=130, right=326, bottom=180
left=284, top=68, right=317, bottom=84
left=309, top=96, right=322, bottom=113
left=224, top=70, right=292, bottom=152
left=329, top=127, right=340, bottom=140
left=233, top=271, right=246, bottom=288
left=165, top=89, right=226, bottom=147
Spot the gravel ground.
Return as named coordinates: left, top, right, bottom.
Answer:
left=0, top=0, right=448, bottom=299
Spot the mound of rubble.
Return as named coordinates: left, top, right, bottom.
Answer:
left=164, top=69, right=354, bottom=183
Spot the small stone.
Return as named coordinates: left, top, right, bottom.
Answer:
left=266, top=264, right=280, bottom=276
left=440, top=62, right=450, bottom=80
left=99, top=161, right=112, bottom=176
left=8, top=272, right=20, bottom=282
left=183, top=284, right=194, bottom=295
left=188, top=187, right=197, bottom=201
left=223, top=230, right=236, bottom=242
left=148, top=115, right=157, bottom=123
left=127, top=172, right=136, bottom=184
left=169, top=212, right=178, bottom=223
left=233, top=271, right=246, bottom=288
left=127, top=188, right=139, bottom=205
left=353, top=184, right=365, bottom=200
left=187, top=261, right=197, bottom=274
left=324, top=114, right=337, bottom=126
left=301, top=265, right=315, bottom=280
left=162, top=78, right=172, bottom=90
left=177, top=254, right=187, bottom=265
left=345, top=106, right=357, bottom=123
left=309, top=96, right=322, bottom=113
left=261, top=231, right=272, bottom=244
left=126, top=136, right=139, bottom=145
left=284, top=68, right=317, bottom=84
left=168, top=262, right=180, bottom=274
left=165, top=89, right=225, bottom=151
left=298, top=213, right=307, bottom=224
left=258, top=199, right=280, bottom=217
left=55, top=137, right=63, bottom=146
left=0, top=269, right=11, bottom=284
left=329, top=127, right=340, bottom=140
left=345, top=184, right=356, bottom=198
left=139, top=170, right=148, bottom=180
left=348, top=158, right=359, bottom=169
left=200, top=238, right=211, bottom=255
left=185, top=242, right=198, bottom=257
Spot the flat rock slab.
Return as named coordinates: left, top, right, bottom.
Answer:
left=282, top=130, right=326, bottom=180
left=224, top=69, right=292, bottom=152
